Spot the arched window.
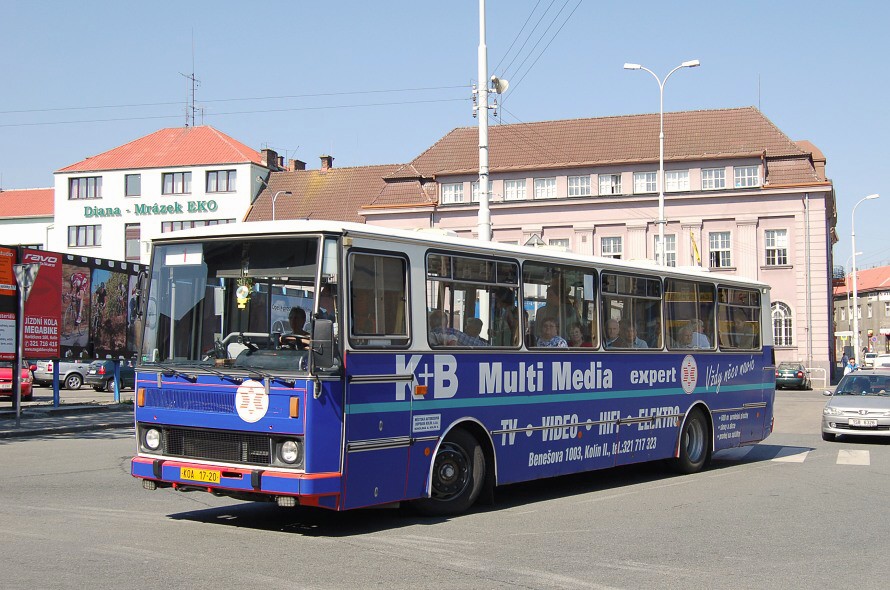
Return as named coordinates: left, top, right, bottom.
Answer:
left=772, top=302, right=793, bottom=346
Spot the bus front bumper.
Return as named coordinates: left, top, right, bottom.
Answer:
left=131, top=457, right=342, bottom=509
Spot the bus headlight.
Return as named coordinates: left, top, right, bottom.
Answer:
left=144, top=428, right=161, bottom=451
left=279, top=439, right=303, bottom=465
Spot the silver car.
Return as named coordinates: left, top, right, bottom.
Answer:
left=822, top=369, right=890, bottom=441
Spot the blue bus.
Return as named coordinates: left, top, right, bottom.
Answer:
left=131, top=220, right=774, bottom=515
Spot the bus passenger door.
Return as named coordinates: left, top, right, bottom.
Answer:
left=342, top=360, right=412, bottom=510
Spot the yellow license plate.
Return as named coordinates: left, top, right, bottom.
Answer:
left=181, top=467, right=221, bottom=484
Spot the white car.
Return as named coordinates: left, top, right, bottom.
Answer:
left=822, top=369, right=890, bottom=441
left=863, top=352, right=878, bottom=367
left=873, top=353, right=890, bottom=368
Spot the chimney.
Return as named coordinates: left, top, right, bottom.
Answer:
left=320, top=154, right=334, bottom=171
left=289, top=159, right=307, bottom=171
left=261, top=148, right=280, bottom=170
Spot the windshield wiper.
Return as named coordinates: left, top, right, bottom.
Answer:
left=240, top=367, right=297, bottom=387
left=145, top=362, right=197, bottom=383
left=181, top=363, right=245, bottom=384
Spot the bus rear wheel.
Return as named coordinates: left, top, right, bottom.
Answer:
left=672, top=408, right=710, bottom=474
left=412, top=429, right=485, bottom=516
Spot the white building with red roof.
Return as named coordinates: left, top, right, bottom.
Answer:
left=51, top=125, right=278, bottom=262
left=0, top=187, right=55, bottom=248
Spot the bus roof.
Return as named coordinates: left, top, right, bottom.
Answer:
left=154, top=219, right=770, bottom=290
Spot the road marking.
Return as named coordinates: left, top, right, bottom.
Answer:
left=837, top=449, right=870, bottom=465
left=772, top=447, right=809, bottom=462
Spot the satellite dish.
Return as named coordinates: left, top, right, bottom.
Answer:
left=490, top=75, right=509, bottom=94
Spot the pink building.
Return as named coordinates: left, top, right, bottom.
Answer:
left=249, top=107, right=837, bottom=379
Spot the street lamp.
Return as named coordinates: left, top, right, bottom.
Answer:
left=851, top=193, right=879, bottom=366
left=624, top=59, right=700, bottom=265
left=845, top=252, right=861, bottom=331
left=271, top=190, right=292, bottom=221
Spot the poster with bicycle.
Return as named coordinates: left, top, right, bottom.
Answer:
left=89, top=268, right=131, bottom=357
left=0, top=246, right=146, bottom=361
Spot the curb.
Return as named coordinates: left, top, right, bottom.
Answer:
left=0, top=419, right=134, bottom=439
left=0, top=404, right=134, bottom=439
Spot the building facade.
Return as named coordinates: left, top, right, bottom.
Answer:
left=49, top=126, right=276, bottom=263
left=250, top=107, right=837, bottom=378
left=833, top=265, right=890, bottom=358
left=0, top=188, right=54, bottom=249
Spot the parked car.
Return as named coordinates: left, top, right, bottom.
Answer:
left=0, top=361, right=33, bottom=399
left=863, top=352, right=878, bottom=367
left=85, top=359, right=135, bottom=392
left=31, top=359, right=90, bottom=390
left=822, top=368, right=890, bottom=441
left=775, top=362, right=811, bottom=390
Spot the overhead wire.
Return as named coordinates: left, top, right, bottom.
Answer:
left=0, top=85, right=470, bottom=116
left=492, top=0, right=545, bottom=77
left=503, top=0, right=583, bottom=103
left=0, top=97, right=471, bottom=128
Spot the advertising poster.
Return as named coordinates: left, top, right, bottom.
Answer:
left=90, top=268, right=131, bottom=358
left=0, top=246, right=15, bottom=297
left=61, top=263, right=91, bottom=351
left=0, top=311, right=15, bottom=360
left=22, top=248, right=62, bottom=358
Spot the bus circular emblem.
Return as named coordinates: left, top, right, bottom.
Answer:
left=235, top=380, right=268, bottom=423
left=681, top=355, right=698, bottom=394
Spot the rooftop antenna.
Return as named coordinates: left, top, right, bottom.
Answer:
left=180, top=30, right=201, bottom=126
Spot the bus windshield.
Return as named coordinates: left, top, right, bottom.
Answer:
left=140, top=235, right=338, bottom=371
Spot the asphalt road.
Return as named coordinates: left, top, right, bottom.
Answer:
left=2, top=389, right=889, bottom=590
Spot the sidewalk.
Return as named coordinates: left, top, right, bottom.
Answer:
left=0, top=390, right=134, bottom=439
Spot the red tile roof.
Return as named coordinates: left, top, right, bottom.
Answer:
left=245, top=164, right=403, bottom=223
left=0, top=188, right=54, bottom=219
left=834, top=265, right=890, bottom=296
left=410, top=106, right=818, bottom=176
left=364, top=106, right=827, bottom=209
left=57, top=126, right=265, bottom=173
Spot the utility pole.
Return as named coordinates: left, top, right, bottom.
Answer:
left=476, top=0, right=491, bottom=242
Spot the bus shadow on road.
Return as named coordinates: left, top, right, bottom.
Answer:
left=167, top=448, right=801, bottom=536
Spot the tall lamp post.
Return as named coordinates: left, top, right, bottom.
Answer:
left=851, top=193, right=879, bottom=366
left=845, top=252, right=861, bottom=334
left=271, top=190, right=292, bottom=221
left=624, top=59, right=700, bottom=265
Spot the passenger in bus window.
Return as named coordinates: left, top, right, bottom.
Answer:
left=691, top=318, right=711, bottom=348
left=537, top=284, right=580, bottom=337
left=731, top=312, right=755, bottom=348
left=615, top=320, right=648, bottom=349
left=567, top=322, right=592, bottom=348
left=428, top=310, right=458, bottom=346
left=672, top=323, right=694, bottom=349
left=463, top=317, right=488, bottom=346
left=536, top=318, right=568, bottom=348
left=604, top=318, right=620, bottom=348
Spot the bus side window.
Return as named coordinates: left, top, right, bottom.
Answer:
left=348, top=252, right=409, bottom=348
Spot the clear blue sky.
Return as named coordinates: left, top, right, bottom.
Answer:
left=2, top=0, right=887, bottom=270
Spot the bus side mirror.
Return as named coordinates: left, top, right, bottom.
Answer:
left=311, top=319, right=336, bottom=371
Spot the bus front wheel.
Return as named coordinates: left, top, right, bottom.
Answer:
left=672, top=408, right=710, bottom=474
left=413, top=429, right=485, bottom=516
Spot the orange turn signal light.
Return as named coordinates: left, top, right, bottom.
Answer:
left=137, top=388, right=145, bottom=407
left=290, top=396, right=300, bottom=418
left=414, top=385, right=428, bottom=397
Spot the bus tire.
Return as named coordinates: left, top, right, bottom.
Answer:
left=412, top=429, right=485, bottom=516
left=672, top=408, right=710, bottom=474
